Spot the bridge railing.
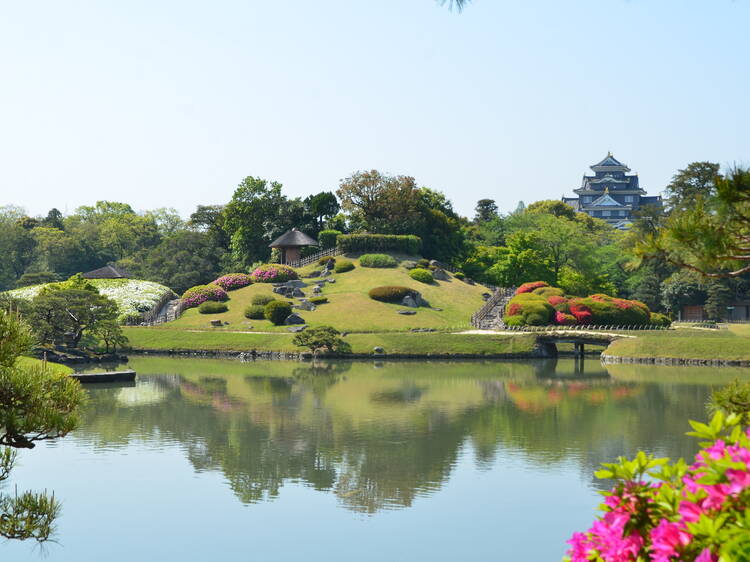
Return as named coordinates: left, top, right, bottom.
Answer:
left=502, top=324, right=673, bottom=333
left=470, top=287, right=516, bottom=328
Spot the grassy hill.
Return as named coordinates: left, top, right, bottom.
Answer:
left=159, top=254, right=489, bottom=333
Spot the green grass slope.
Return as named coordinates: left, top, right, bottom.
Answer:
left=16, top=356, right=74, bottom=375
left=158, top=254, right=489, bottom=333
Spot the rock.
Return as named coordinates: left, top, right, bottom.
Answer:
left=306, top=270, right=322, bottom=278
left=284, top=313, right=305, bottom=325
left=415, top=294, right=429, bottom=307
left=432, top=268, right=450, bottom=281
left=402, top=261, right=418, bottom=270
left=397, top=310, right=417, bottom=315
left=210, top=320, right=223, bottom=327
left=287, top=325, right=307, bottom=333
left=401, top=295, right=418, bottom=308
left=292, top=288, right=306, bottom=298
left=429, top=259, right=448, bottom=269
left=327, top=278, right=336, bottom=284
left=373, top=346, right=385, bottom=354
left=431, top=307, right=443, bottom=312
left=312, top=286, right=322, bottom=294
left=223, top=321, right=230, bottom=325
left=482, top=292, right=492, bottom=300
left=295, top=300, right=316, bottom=312
left=272, top=286, right=285, bottom=295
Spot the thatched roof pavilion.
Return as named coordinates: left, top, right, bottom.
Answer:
left=82, top=265, right=132, bottom=279
left=269, top=228, right=318, bottom=264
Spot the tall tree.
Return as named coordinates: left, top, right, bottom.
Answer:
left=304, top=192, right=340, bottom=229
left=664, top=161, right=721, bottom=210
left=474, top=199, right=498, bottom=223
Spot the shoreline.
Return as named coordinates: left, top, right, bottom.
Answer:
left=601, top=354, right=750, bottom=368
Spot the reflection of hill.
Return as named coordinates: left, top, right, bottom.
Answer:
left=74, top=357, right=719, bottom=512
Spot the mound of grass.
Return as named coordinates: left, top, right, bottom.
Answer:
left=199, top=302, right=228, bottom=314
left=369, top=286, right=413, bottom=303
left=334, top=260, right=355, bottom=273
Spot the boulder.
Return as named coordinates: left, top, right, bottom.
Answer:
left=431, top=307, right=443, bottom=312
left=429, top=259, right=448, bottom=269
left=482, top=292, right=492, bottom=300
left=327, top=278, right=336, bottom=284
left=306, top=270, right=322, bottom=278
left=312, top=286, right=322, bottom=294
left=432, top=268, right=450, bottom=281
left=281, top=280, right=308, bottom=288
left=397, top=310, right=417, bottom=315
left=401, top=295, right=418, bottom=308
left=295, top=300, right=316, bottom=312
left=210, top=320, right=223, bottom=327
left=288, top=325, right=307, bottom=333
left=292, top=288, right=306, bottom=298
left=284, top=313, right=305, bottom=325
left=373, top=346, right=385, bottom=354
left=402, top=261, right=418, bottom=270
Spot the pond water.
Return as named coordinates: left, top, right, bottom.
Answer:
left=4, top=357, right=750, bottom=561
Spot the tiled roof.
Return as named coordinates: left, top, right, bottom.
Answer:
left=82, top=265, right=131, bottom=279
left=269, top=228, right=318, bottom=248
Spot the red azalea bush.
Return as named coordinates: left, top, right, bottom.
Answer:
left=250, top=264, right=298, bottom=283
left=502, top=292, right=554, bottom=326
left=181, top=284, right=228, bottom=308
left=213, top=273, right=253, bottom=291
left=548, top=295, right=568, bottom=308
left=555, top=311, right=577, bottom=325
left=566, top=412, right=750, bottom=562
left=515, top=281, right=550, bottom=295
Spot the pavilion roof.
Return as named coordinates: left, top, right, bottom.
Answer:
left=269, top=228, right=318, bottom=248
left=81, top=265, right=132, bottom=279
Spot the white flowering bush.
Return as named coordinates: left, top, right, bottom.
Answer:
left=4, top=278, right=175, bottom=322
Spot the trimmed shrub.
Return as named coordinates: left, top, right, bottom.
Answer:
left=516, top=281, right=550, bottom=295
left=649, top=312, right=671, bottom=327
left=503, top=293, right=554, bottom=326
left=309, top=296, right=328, bottom=304
left=318, top=256, right=336, bottom=267
left=360, top=253, right=398, bottom=268
left=213, top=273, right=252, bottom=291
left=264, top=300, right=292, bottom=325
left=293, top=325, right=349, bottom=353
left=504, top=315, right=525, bottom=327
left=454, top=271, right=465, bottom=280
left=251, top=294, right=276, bottom=306
left=318, top=229, right=341, bottom=249
left=417, top=258, right=430, bottom=268
left=334, top=260, right=355, bottom=273
left=244, top=304, right=267, bottom=319
left=250, top=264, right=298, bottom=283
left=409, top=268, right=434, bottom=284
left=533, top=286, right=565, bottom=298
left=199, top=302, right=228, bottom=314
left=16, top=271, right=60, bottom=288
left=569, top=295, right=650, bottom=325
left=337, top=234, right=421, bottom=254
left=368, top=286, right=413, bottom=303
left=547, top=295, right=569, bottom=309
left=554, top=311, right=577, bottom=325
left=182, top=284, right=228, bottom=308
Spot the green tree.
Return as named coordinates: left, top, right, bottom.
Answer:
left=473, top=199, right=498, bottom=223
left=93, top=319, right=129, bottom=353
left=0, top=310, right=86, bottom=541
left=304, top=192, right=340, bottom=229
left=293, top=326, right=350, bottom=353
left=664, top=161, right=721, bottom=211
left=704, top=279, right=734, bottom=321
left=526, top=199, right=578, bottom=221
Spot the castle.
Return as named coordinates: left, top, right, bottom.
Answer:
left=562, top=153, right=662, bottom=229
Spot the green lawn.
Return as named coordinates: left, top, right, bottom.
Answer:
left=164, top=254, right=488, bottom=333
left=122, top=325, right=536, bottom=356
left=605, top=325, right=750, bottom=361
left=16, top=356, right=74, bottom=375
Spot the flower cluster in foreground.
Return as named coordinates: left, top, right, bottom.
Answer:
left=566, top=413, right=750, bottom=561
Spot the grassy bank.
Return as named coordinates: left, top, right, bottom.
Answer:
left=16, top=356, right=74, bottom=375
left=122, top=326, right=536, bottom=356
left=605, top=325, right=750, bottom=361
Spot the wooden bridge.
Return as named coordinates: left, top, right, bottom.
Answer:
left=535, top=330, right=629, bottom=356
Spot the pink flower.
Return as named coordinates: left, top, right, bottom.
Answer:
left=702, top=484, right=730, bottom=510
left=650, top=519, right=691, bottom=561
left=677, top=500, right=702, bottom=523
left=695, top=548, right=716, bottom=562
left=725, top=468, right=750, bottom=494
left=566, top=532, right=591, bottom=561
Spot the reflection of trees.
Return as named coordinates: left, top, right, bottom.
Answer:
left=74, top=359, right=721, bottom=512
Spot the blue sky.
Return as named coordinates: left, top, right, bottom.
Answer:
left=1, top=0, right=748, bottom=219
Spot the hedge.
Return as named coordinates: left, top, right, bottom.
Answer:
left=334, top=260, right=355, bottom=273
left=264, top=300, right=292, bottom=325
left=251, top=294, right=276, bottom=306
left=199, top=302, right=228, bottom=314
left=650, top=312, right=672, bottom=327
left=318, top=229, right=341, bottom=249
left=337, top=234, right=421, bottom=254
left=409, top=268, right=434, bottom=284
left=360, top=254, right=397, bottom=268
left=244, top=304, right=267, bottom=319
left=368, top=286, right=413, bottom=303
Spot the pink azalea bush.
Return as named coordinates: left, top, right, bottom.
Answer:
left=250, top=264, right=298, bottom=283
left=566, top=412, right=750, bottom=561
left=181, top=283, right=228, bottom=308
left=213, top=273, right=253, bottom=291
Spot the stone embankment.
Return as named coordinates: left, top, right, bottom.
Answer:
left=601, top=354, right=750, bottom=368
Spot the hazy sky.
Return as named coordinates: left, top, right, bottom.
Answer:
left=1, top=0, right=748, bottom=219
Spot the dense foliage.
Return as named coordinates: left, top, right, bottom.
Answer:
left=368, top=286, right=413, bottom=303
left=409, top=268, right=434, bottom=284
left=198, top=302, right=228, bottom=314
left=337, top=233, right=422, bottom=255
left=334, top=260, right=355, bottom=273
left=264, top=300, right=292, bottom=325
left=318, top=229, right=341, bottom=249
left=359, top=253, right=398, bottom=268
left=250, top=264, right=298, bottom=283
left=244, top=304, right=267, bottom=319
left=292, top=325, right=349, bottom=353
left=251, top=294, right=276, bottom=306
left=213, top=273, right=252, bottom=291
left=181, top=284, right=228, bottom=308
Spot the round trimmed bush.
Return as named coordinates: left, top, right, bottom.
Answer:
left=409, top=268, right=434, bottom=284
left=264, top=300, right=292, bottom=325
left=649, top=312, right=671, bottom=327
left=199, top=302, right=228, bottom=314
left=504, top=315, right=525, bottom=327
left=454, top=271, right=465, bottom=280
left=334, top=260, right=355, bottom=273
left=368, top=286, right=413, bottom=303
left=515, top=281, right=550, bottom=295
left=244, top=304, right=267, bottom=320
left=213, top=273, right=252, bottom=291
left=309, top=296, right=328, bottom=304
left=318, top=256, right=336, bottom=267
left=417, top=258, right=430, bottom=268
left=251, top=294, right=276, bottom=306
left=554, top=311, right=577, bottom=325
left=359, top=254, right=397, bottom=268
left=532, top=286, right=565, bottom=298
left=181, top=284, right=228, bottom=308
left=250, top=264, right=298, bottom=283
left=503, top=293, right=554, bottom=325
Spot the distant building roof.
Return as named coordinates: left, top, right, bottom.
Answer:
left=82, top=265, right=131, bottom=279
left=591, top=152, right=631, bottom=172
left=589, top=192, right=624, bottom=207
left=268, top=228, right=318, bottom=248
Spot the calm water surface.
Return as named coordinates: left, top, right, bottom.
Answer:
left=5, top=357, right=750, bottom=561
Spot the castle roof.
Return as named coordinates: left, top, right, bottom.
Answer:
left=591, top=152, right=631, bottom=172
left=588, top=192, right=624, bottom=207
left=82, top=265, right=131, bottom=279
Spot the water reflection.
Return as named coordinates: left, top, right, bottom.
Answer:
left=70, top=357, right=749, bottom=514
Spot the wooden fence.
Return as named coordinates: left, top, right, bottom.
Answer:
left=470, top=287, right=515, bottom=328
left=286, top=247, right=343, bottom=268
